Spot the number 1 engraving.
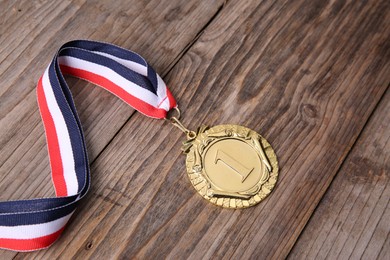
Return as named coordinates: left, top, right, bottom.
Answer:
left=215, top=150, right=254, bottom=182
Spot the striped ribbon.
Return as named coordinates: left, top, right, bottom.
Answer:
left=0, top=40, right=176, bottom=251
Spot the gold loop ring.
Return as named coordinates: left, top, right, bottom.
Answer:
left=165, top=107, right=196, bottom=139
left=165, top=107, right=181, bottom=121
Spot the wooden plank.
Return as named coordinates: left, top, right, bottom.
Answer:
left=12, top=0, right=388, bottom=259
left=0, top=0, right=225, bottom=258
left=289, top=89, right=389, bottom=259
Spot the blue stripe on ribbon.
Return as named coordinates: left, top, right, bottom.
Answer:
left=62, top=40, right=146, bottom=65
left=49, top=62, right=88, bottom=193
left=53, top=59, right=90, bottom=195
left=59, top=48, right=158, bottom=95
left=0, top=196, right=77, bottom=226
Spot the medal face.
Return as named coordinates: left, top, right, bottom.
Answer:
left=183, top=124, right=278, bottom=208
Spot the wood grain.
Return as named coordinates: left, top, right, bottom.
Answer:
left=289, top=89, right=389, bottom=260
left=1, top=0, right=389, bottom=259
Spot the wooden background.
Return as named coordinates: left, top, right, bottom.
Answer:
left=1, top=0, right=389, bottom=259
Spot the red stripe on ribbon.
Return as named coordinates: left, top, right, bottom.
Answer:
left=60, top=65, right=168, bottom=118
left=37, top=77, right=68, bottom=197
left=0, top=227, right=65, bottom=251
left=166, top=87, right=177, bottom=110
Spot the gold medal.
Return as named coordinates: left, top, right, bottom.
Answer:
left=168, top=109, right=278, bottom=208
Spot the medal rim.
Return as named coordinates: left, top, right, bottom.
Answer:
left=184, top=124, right=278, bottom=209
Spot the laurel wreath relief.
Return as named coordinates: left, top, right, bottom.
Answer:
left=184, top=125, right=278, bottom=208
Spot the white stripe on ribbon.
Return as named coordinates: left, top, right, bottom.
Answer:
left=92, top=51, right=147, bottom=76
left=0, top=212, right=73, bottom=239
left=58, top=56, right=164, bottom=108
left=42, top=68, right=79, bottom=196
left=156, top=74, right=169, bottom=110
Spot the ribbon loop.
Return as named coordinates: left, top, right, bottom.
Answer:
left=0, top=40, right=176, bottom=251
